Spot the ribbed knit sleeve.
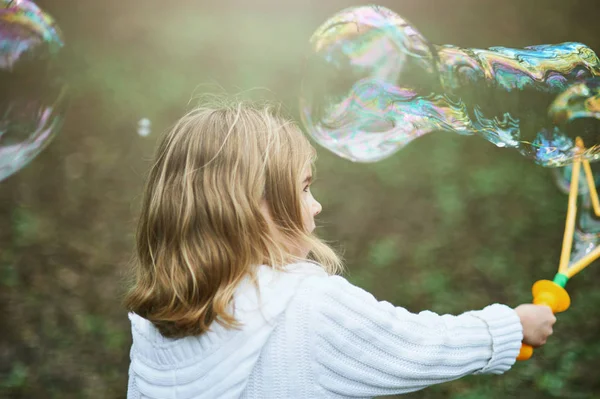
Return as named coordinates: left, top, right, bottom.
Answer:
left=309, top=275, right=523, bottom=397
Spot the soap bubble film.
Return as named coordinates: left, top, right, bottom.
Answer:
left=0, top=0, right=67, bottom=182
left=300, top=5, right=600, bottom=166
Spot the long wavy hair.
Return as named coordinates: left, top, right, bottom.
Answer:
left=124, top=100, right=343, bottom=338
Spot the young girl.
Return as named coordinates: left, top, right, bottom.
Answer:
left=124, top=101, right=556, bottom=399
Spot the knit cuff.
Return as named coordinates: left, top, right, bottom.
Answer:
left=469, top=304, right=523, bottom=375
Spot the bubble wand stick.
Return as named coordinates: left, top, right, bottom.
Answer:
left=518, top=137, right=600, bottom=360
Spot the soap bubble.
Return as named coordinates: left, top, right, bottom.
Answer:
left=300, top=5, right=600, bottom=166
left=0, top=0, right=68, bottom=182
left=137, top=118, right=151, bottom=137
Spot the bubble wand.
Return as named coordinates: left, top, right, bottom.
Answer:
left=517, top=137, right=600, bottom=360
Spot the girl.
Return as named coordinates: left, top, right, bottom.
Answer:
left=124, top=101, right=556, bottom=399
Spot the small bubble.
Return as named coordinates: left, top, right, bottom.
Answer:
left=137, top=118, right=151, bottom=137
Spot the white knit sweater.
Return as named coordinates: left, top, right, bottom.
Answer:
left=127, top=262, right=523, bottom=398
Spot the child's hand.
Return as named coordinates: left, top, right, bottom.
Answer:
left=514, top=304, right=557, bottom=347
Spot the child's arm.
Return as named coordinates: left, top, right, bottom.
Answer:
left=305, top=275, right=523, bottom=397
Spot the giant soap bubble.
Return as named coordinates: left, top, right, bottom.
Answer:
left=300, top=5, right=600, bottom=166
left=0, top=0, right=67, bottom=182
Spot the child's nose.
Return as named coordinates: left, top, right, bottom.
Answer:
left=314, top=200, right=322, bottom=216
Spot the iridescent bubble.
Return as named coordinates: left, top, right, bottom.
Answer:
left=300, top=5, right=600, bottom=167
left=0, top=0, right=67, bottom=182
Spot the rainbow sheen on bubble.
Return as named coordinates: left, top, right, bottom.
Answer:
left=550, top=80, right=600, bottom=124
left=0, top=0, right=67, bottom=182
left=300, top=5, right=600, bottom=166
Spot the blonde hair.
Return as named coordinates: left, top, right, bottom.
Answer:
left=124, top=100, right=343, bottom=338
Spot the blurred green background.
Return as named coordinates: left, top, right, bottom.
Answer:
left=2, top=0, right=600, bottom=398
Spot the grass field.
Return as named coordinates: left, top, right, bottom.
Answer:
left=2, top=1, right=600, bottom=397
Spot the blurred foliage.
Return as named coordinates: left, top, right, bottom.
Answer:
left=1, top=0, right=600, bottom=398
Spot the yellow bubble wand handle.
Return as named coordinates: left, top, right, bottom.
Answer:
left=518, top=138, right=600, bottom=361
left=517, top=278, right=570, bottom=361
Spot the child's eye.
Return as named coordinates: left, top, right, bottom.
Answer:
left=303, top=185, right=310, bottom=193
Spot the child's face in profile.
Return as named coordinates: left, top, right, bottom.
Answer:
left=260, top=166, right=322, bottom=259
left=300, top=166, right=322, bottom=235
